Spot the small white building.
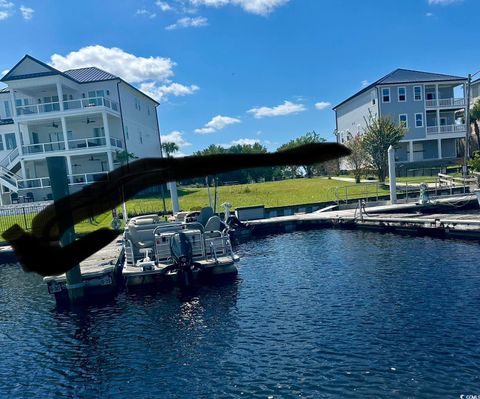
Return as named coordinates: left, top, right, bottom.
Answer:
left=0, top=55, right=162, bottom=204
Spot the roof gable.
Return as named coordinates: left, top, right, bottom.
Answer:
left=377, top=68, right=466, bottom=85
left=334, top=68, right=466, bottom=110
left=1, top=55, right=61, bottom=82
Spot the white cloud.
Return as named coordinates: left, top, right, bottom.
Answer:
left=156, top=1, right=173, bottom=11
left=361, top=80, right=369, bottom=87
left=247, top=100, right=306, bottom=118
left=314, top=101, right=331, bottom=111
left=50, top=45, right=199, bottom=103
left=426, top=12, right=433, bottom=16
left=0, top=0, right=14, bottom=20
left=19, top=5, right=33, bottom=19
left=195, top=115, right=241, bottom=134
left=1, top=69, right=9, bottom=77
left=166, top=16, right=208, bottom=30
left=189, top=0, right=289, bottom=15
left=161, top=131, right=191, bottom=148
left=428, top=0, right=462, bottom=4
left=51, top=45, right=175, bottom=82
left=139, top=81, right=199, bottom=102
left=136, top=8, right=157, bottom=18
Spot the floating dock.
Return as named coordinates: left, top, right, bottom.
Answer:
left=246, top=194, right=480, bottom=239
left=42, top=238, right=123, bottom=298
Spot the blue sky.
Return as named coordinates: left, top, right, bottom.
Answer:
left=0, top=0, right=478, bottom=155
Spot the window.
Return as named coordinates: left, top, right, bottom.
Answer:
left=5, top=133, right=16, bottom=150
left=4, top=101, right=11, bottom=118
left=125, top=126, right=129, bottom=140
left=399, top=114, right=408, bottom=128
left=0, top=135, right=4, bottom=151
left=398, top=87, right=406, bottom=102
left=415, top=113, right=424, bottom=128
left=382, top=88, right=390, bottom=103
left=414, top=86, right=422, bottom=101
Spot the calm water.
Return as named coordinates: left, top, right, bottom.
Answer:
left=1, top=230, right=480, bottom=398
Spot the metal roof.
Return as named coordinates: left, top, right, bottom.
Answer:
left=63, top=67, right=118, bottom=83
left=378, top=68, right=465, bottom=85
left=333, top=68, right=467, bottom=110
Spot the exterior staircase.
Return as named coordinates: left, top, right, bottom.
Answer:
left=0, top=148, right=20, bottom=192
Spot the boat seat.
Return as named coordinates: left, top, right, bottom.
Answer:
left=204, top=215, right=222, bottom=232
left=197, top=207, right=214, bottom=227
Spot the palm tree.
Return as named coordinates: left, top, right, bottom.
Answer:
left=161, top=142, right=179, bottom=158
left=470, top=100, right=480, bottom=151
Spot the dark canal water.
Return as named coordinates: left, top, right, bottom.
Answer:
left=1, top=229, right=480, bottom=398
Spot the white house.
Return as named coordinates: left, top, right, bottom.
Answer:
left=0, top=55, right=162, bottom=204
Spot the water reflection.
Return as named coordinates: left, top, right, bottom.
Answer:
left=1, top=231, right=480, bottom=398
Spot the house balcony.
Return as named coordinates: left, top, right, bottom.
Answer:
left=21, top=136, right=123, bottom=157
left=15, top=97, right=120, bottom=120
left=425, top=98, right=465, bottom=108
left=426, top=124, right=466, bottom=135
left=16, top=172, right=108, bottom=190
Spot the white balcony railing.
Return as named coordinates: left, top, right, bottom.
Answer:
left=22, top=141, right=65, bottom=155
left=16, top=172, right=109, bottom=190
left=426, top=124, right=466, bottom=134
left=22, top=136, right=123, bottom=155
left=68, top=137, right=107, bottom=150
left=15, top=97, right=119, bottom=116
left=425, top=98, right=466, bottom=108
left=68, top=172, right=108, bottom=185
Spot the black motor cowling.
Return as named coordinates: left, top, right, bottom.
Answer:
left=170, top=232, right=193, bottom=268
left=170, top=232, right=194, bottom=288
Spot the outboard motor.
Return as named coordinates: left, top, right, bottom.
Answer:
left=170, top=232, right=194, bottom=287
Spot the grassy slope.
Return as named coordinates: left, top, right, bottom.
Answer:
left=0, top=178, right=392, bottom=240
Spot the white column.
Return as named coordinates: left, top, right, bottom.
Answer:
left=168, top=181, right=180, bottom=213
left=388, top=145, right=397, bottom=204
left=409, top=141, right=414, bottom=162
left=56, top=81, right=64, bottom=112
left=20, top=160, right=26, bottom=179
left=436, top=109, right=440, bottom=132
left=102, top=112, right=114, bottom=170
left=435, top=84, right=439, bottom=106
left=9, top=90, right=17, bottom=118
left=60, top=116, right=68, bottom=150
left=438, top=139, right=442, bottom=159
left=66, top=155, right=73, bottom=175
left=15, top=122, right=23, bottom=156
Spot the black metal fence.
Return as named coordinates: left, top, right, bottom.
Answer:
left=0, top=203, right=50, bottom=234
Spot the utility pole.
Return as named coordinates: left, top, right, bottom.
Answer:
left=464, top=73, right=472, bottom=177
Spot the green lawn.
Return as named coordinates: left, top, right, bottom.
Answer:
left=0, top=177, right=391, bottom=242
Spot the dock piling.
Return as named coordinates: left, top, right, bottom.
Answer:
left=46, top=156, right=84, bottom=304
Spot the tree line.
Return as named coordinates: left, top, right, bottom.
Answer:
left=160, top=113, right=411, bottom=186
